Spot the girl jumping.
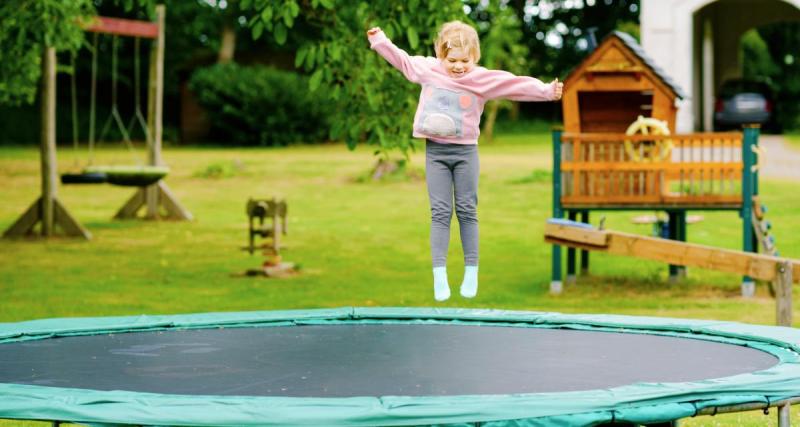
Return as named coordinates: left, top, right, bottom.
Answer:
left=367, top=21, right=563, bottom=301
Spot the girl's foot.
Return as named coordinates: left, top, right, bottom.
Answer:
left=460, top=265, right=478, bottom=298
left=433, top=266, right=450, bottom=301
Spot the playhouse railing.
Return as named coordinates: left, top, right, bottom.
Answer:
left=553, top=128, right=759, bottom=208
left=549, top=126, right=761, bottom=294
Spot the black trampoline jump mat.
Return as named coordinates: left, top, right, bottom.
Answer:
left=0, top=324, right=778, bottom=397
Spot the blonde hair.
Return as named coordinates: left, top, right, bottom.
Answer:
left=434, top=21, right=480, bottom=62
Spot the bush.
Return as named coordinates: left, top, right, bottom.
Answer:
left=0, top=104, right=39, bottom=145
left=189, top=63, right=332, bottom=146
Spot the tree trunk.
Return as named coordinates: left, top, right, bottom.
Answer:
left=510, top=101, right=519, bottom=121
left=482, top=100, right=500, bottom=143
left=218, top=24, right=236, bottom=63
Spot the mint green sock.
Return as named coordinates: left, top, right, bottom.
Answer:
left=460, top=265, right=478, bottom=298
left=433, top=266, right=450, bottom=301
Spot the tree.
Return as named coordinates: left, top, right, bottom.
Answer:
left=506, top=0, right=641, bottom=78
left=467, top=1, right=530, bottom=143
left=243, top=0, right=537, bottom=159
left=0, top=0, right=158, bottom=107
left=0, top=0, right=94, bottom=106
left=756, top=22, right=800, bottom=130
left=741, top=29, right=779, bottom=81
left=163, top=0, right=245, bottom=64
left=242, top=0, right=468, bottom=159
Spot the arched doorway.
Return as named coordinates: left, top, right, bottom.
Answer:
left=641, top=0, right=800, bottom=132
left=693, top=0, right=800, bottom=131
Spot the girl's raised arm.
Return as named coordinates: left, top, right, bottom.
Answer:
left=473, top=69, right=560, bottom=102
left=367, top=28, right=436, bottom=84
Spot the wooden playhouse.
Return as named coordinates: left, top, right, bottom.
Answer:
left=550, top=32, right=763, bottom=294
left=561, top=31, right=683, bottom=134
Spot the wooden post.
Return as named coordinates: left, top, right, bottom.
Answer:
left=3, top=47, right=90, bottom=240
left=41, top=47, right=57, bottom=236
left=145, top=4, right=165, bottom=219
left=776, top=260, right=793, bottom=327
left=115, top=5, right=192, bottom=221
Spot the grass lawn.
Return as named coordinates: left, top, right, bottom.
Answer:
left=786, top=130, right=800, bottom=149
left=1, top=125, right=799, bottom=426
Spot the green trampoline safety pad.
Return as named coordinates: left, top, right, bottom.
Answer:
left=1, top=307, right=800, bottom=426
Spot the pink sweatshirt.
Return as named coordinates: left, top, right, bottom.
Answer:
left=368, top=30, right=557, bottom=145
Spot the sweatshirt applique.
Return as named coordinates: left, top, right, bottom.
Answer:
left=418, top=86, right=477, bottom=138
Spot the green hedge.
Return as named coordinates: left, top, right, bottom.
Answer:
left=189, top=63, right=332, bottom=146
left=0, top=105, right=39, bottom=145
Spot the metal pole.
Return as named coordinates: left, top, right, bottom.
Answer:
left=551, top=129, right=564, bottom=293
left=694, top=397, right=799, bottom=417
left=779, top=403, right=791, bottom=427
left=741, top=126, right=756, bottom=297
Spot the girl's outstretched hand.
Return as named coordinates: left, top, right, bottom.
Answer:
left=367, top=27, right=381, bottom=37
left=552, top=78, right=564, bottom=100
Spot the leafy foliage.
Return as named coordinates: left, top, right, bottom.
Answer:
left=0, top=0, right=160, bottom=107
left=753, top=22, right=800, bottom=130
left=0, top=0, right=94, bottom=105
left=242, top=0, right=467, bottom=157
left=468, top=2, right=530, bottom=141
left=189, top=63, right=333, bottom=146
left=505, top=0, right=641, bottom=79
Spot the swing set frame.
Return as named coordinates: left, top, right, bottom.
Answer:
left=3, top=5, right=191, bottom=241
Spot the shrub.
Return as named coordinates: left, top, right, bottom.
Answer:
left=189, top=63, right=332, bottom=146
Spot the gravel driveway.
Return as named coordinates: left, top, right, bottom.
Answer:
left=758, top=134, right=800, bottom=181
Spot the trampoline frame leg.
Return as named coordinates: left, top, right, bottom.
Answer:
left=779, top=402, right=791, bottom=427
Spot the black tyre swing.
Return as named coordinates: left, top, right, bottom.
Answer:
left=60, top=171, right=108, bottom=184
left=62, top=33, right=168, bottom=187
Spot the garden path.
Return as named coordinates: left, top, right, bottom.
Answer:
left=759, top=134, right=800, bottom=180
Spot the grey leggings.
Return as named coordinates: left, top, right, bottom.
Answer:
left=425, top=140, right=479, bottom=268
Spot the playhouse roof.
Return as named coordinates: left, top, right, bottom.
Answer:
left=567, top=31, right=686, bottom=99
left=612, top=31, right=685, bottom=99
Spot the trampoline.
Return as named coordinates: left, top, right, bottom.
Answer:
left=1, top=308, right=800, bottom=426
